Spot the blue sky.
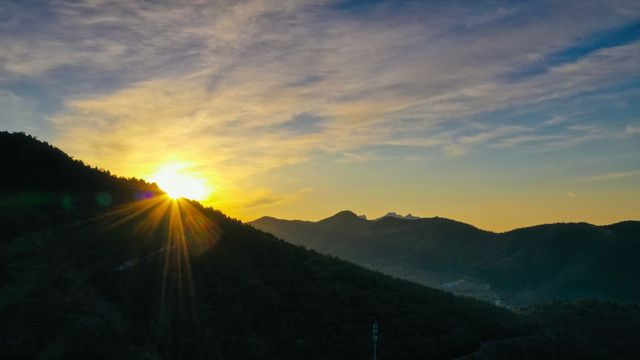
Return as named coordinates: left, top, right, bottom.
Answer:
left=1, top=0, right=639, bottom=230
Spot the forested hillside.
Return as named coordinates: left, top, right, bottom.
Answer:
left=2, top=131, right=639, bottom=359
left=0, top=131, right=534, bottom=359
left=250, top=211, right=640, bottom=305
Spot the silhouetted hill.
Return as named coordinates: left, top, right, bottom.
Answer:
left=0, top=131, right=165, bottom=226
left=482, top=222, right=640, bottom=304
left=3, top=131, right=639, bottom=359
left=0, top=131, right=161, bottom=195
left=249, top=213, right=640, bottom=306
left=605, top=220, right=640, bottom=239
left=251, top=214, right=497, bottom=278
left=374, top=212, right=421, bottom=220
left=468, top=300, right=640, bottom=360
left=317, top=210, right=368, bottom=231
left=0, top=131, right=535, bottom=359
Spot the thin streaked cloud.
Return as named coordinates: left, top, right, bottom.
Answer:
left=579, top=170, right=640, bottom=182
left=1, top=0, right=639, bottom=227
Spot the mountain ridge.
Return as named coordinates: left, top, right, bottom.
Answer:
left=253, top=211, right=637, bottom=234
left=3, top=130, right=640, bottom=359
left=374, top=211, right=422, bottom=221
left=0, top=131, right=535, bottom=359
left=249, top=212, right=640, bottom=306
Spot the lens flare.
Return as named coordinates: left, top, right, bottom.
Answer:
left=150, top=164, right=211, bottom=201
left=85, top=195, right=220, bottom=327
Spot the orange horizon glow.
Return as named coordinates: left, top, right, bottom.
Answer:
left=59, top=152, right=638, bottom=234
left=6, top=0, right=640, bottom=241
left=149, top=163, right=213, bottom=201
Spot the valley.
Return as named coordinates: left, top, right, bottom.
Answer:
left=250, top=212, right=640, bottom=307
left=2, top=131, right=639, bottom=359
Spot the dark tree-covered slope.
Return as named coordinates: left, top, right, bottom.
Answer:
left=249, top=211, right=640, bottom=305
left=461, top=300, right=640, bottom=360
left=251, top=211, right=497, bottom=272
left=479, top=222, right=640, bottom=304
left=3, top=131, right=639, bottom=359
left=0, top=131, right=536, bottom=359
left=0, top=131, right=161, bottom=195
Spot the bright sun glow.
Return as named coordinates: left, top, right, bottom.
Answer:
left=150, top=164, right=211, bottom=201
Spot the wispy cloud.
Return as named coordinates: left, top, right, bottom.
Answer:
left=624, top=125, right=640, bottom=136
left=0, top=90, right=38, bottom=126
left=220, top=187, right=315, bottom=213
left=335, top=151, right=388, bottom=163
left=579, top=170, right=640, bottom=182
left=2, top=0, right=640, bottom=218
left=543, top=115, right=570, bottom=126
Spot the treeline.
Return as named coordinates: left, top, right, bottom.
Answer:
left=467, top=300, right=640, bottom=359
left=250, top=211, right=640, bottom=306
left=0, top=195, right=539, bottom=359
left=0, top=132, right=537, bottom=359
left=2, top=131, right=638, bottom=359
left=0, top=131, right=160, bottom=194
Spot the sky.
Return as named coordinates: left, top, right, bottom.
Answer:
left=1, top=0, right=639, bottom=231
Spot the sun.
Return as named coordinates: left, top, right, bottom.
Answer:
left=150, top=164, right=211, bottom=201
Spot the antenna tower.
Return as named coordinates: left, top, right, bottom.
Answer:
left=372, top=321, right=378, bottom=360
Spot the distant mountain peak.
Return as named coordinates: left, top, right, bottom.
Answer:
left=249, top=215, right=278, bottom=223
left=327, top=210, right=358, bottom=219
left=316, top=210, right=369, bottom=228
left=375, top=212, right=421, bottom=221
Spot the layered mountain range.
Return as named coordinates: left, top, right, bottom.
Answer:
left=2, top=131, right=639, bottom=359
left=250, top=211, right=640, bottom=306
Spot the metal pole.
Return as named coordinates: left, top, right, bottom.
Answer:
left=373, top=321, right=378, bottom=360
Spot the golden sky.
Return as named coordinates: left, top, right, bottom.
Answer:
left=1, top=0, right=639, bottom=231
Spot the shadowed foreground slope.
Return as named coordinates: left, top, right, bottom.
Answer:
left=0, top=131, right=535, bottom=359
left=3, top=131, right=639, bottom=359
left=250, top=212, right=640, bottom=305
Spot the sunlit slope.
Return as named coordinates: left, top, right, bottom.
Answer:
left=0, top=131, right=535, bottom=359
left=250, top=212, right=640, bottom=305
